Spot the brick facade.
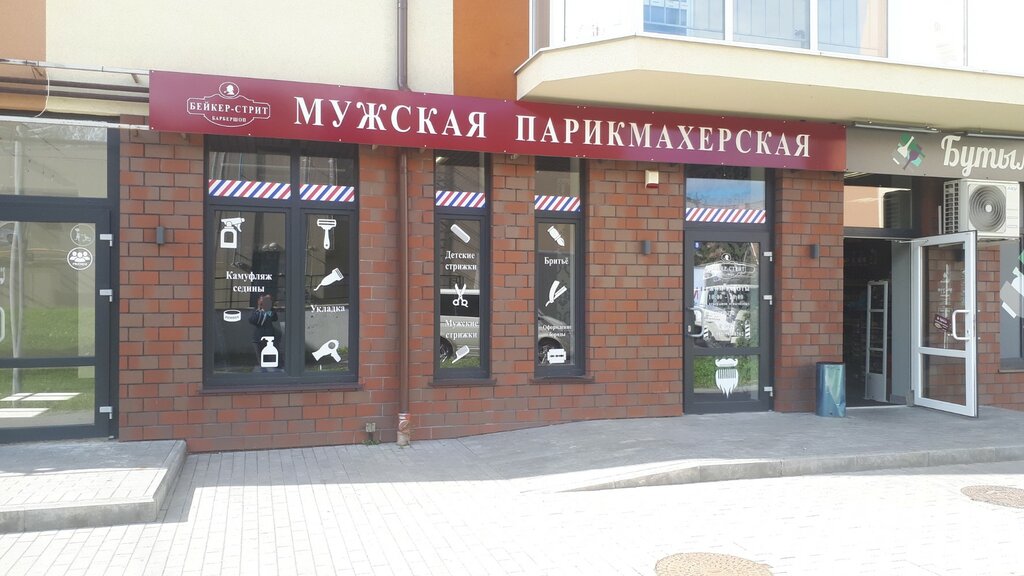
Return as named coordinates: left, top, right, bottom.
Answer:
left=773, top=170, right=845, bottom=411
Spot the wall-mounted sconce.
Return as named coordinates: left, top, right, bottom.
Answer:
left=156, top=226, right=166, bottom=246
left=809, top=244, right=819, bottom=259
left=641, top=240, right=652, bottom=255
left=645, top=170, right=659, bottom=189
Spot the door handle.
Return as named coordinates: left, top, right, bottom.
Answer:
left=951, top=309, right=970, bottom=341
left=0, top=306, right=4, bottom=343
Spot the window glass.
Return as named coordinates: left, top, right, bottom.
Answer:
left=206, top=138, right=358, bottom=385
left=644, top=0, right=725, bottom=40
left=535, top=157, right=584, bottom=374
left=818, top=0, right=887, bottom=57
left=212, top=210, right=287, bottom=374
left=0, top=121, right=107, bottom=198
left=685, top=165, right=766, bottom=225
left=734, top=0, right=809, bottom=49
left=434, top=150, right=489, bottom=378
left=304, top=213, right=351, bottom=373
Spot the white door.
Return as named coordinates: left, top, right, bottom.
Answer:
left=910, top=232, right=977, bottom=417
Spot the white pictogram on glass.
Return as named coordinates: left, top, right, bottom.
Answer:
left=452, top=284, right=469, bottom=307
left=70, top=224, right=95, bottom=247
left=547, top=226, right=565, bottom=247
left=220, top=217, right=245, bottom=248
left=67, top=248, right=93, bottom=271
left=452, top=345, right=470, bottom=363
left=315, top=268, right=344, bottom=291
left=312, top=339, right=342, bottom=362
left=546, top=280, right=568, bottom=307
left=451, top=224, right=471, bottom=243
left=316, top=218, right=337, bottom=250
left=260, top=336, right=279, bottom=368
left=715, top=357, right=739, bottom=397
left=546, top=348, right=566, bottom=364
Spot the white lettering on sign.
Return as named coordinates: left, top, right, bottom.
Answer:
left=445, top=251, right=476, bottom=260
left=941, top=134, right=1024, bottom=177
left=544, top=256, right=569, bottom=266
left=515, top=115, right=810, bottom=159
left=294, top=97, right=487, bottom=139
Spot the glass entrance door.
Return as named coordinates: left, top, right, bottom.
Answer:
left=910, top=232, right=977, bottom=417
left=684, top=232, right=772, bottom=412
left=0, top=207, right=114, bottom=440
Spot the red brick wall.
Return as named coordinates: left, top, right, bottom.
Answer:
left=407, top=157, right=683, bottom=440
left=119, top=131, right=684, bottom=450
left=773, top=170, right=845, bottom=411
left=978, top=244, right=1024, bottom=410
left=119, top=124, right=403, bottom=451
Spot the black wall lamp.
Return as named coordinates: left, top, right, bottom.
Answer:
left=156, top=226, right=166, bottom=245
left=809, top=244, right=819, bottom=259
left=641, top=240, right=652, bottom=255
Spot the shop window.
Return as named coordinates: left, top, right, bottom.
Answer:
left=685, top=165, right=766, bottom=226
left=1000, top=221, right=1024, bottom=369
left=205, top=137, right=358, bottom=386
left=435, top=151, right=489, bottom=379
left=535, top=157, right=585, bottom=375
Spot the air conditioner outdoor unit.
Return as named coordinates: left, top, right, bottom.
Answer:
left=942, top=179, right=1020, bottom=240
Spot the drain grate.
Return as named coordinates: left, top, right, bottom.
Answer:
left=655, top=552, right=772, bottom=576
left=961, top=485, right=1024, bottom=509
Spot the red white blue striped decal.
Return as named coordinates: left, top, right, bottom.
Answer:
left=534, top=195, right=581, bottom=212
left=435, top=190, right=486, bottom=208
left=685, top=207, right=766, bottom=224
left=300, top=184, right=356, bottom=202
left=208, top=179, right=291, bottom=200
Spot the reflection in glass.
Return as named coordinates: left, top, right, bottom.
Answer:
left=0, top=222, right=96, bottom=360
left=438, top=218, right=483, bottom=368
left=692, top=241, right=759, bottom=348
left=212, top=210, right=287, bottom=373
left=818, top=0, right=887, bottom=56
left=537, top=222, right=577, bottom=366
left=692, top=355, right=759, bottom=399
left=685, top=165, right=766, bottom=225
left=644, top=0, right=725, bottom=39
left=0, top=367, right=94, bottom=428
left=0, top=121, right=107, bottom=198
left=304, top=213, right=351, bottom=373
left=922, top=243, right=966, bottom=351
left=734, top=0, right=810, bottom=49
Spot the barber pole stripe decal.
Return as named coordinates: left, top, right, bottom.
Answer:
left=300, top=184, right=356, bottom=202
left=435, top=190, right=486, bottom=208
left=534, top=195, right=581, bottom=212
left=685, top=207, right=766, bottom=224
left=208, top=179, right=291, bottom=199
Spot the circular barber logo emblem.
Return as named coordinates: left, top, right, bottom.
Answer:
left=219, top=82, right=239, bottom=98
left=67, top=248, right=93, bottom=271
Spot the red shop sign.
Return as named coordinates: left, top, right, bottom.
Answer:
left=150, top=70, right=845, bottom=171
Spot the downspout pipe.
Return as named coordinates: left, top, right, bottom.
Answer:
left=396, top=0, right=412, bottom=446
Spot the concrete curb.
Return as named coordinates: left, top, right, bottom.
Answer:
left=562, top=445, right=1024, bottom=492
left=0, top=440, right=186, bottom=533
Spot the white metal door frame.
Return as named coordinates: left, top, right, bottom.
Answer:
left=910, top=231, right=977, bottom=417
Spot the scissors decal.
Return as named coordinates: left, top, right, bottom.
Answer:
left=452, top=283, right=469, bottom=307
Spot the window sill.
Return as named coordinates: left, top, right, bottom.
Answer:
left=429, top=377, right=497, bottom=388
left=201, top=381, right=361, bottom=395
left=529, top=373, right=594, bottom=384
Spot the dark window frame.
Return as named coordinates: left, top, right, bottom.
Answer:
left=203, top=136, right=359, bottom=389
left=535, top=157, right=586, bottom=377
left=433, top=151, right=491, bottom=382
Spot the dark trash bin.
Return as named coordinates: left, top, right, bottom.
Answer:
left=815, top=362, right=846, bottom=417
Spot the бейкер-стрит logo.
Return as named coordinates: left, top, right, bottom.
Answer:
left=186, top=81, right=271, bottom=128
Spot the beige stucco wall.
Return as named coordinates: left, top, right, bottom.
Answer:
left=43, top=0, right=453, bottom=115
